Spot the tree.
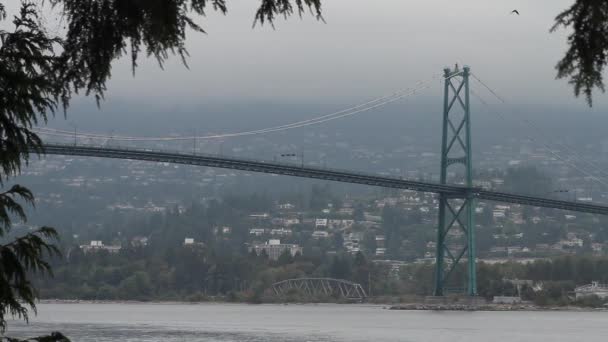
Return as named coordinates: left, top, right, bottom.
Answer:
left=552, top=1, right=608, bottom=105
left=0, top=0, right=322, bottom=337
left=277, top=249, right=294, bottom=265
left=0, top=9, right=67, bottom=331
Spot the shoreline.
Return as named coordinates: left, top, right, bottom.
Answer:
left=36, top=299, right=608, bottom=312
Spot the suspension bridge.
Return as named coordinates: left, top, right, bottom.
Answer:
left=34, top=65, right=608, bottom=298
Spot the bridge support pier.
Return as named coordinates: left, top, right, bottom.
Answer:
left=434, top=65, right=476, bottom=297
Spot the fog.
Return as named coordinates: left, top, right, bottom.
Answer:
left=3, top=1, right=606, bottom=131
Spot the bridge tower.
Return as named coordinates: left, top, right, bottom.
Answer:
left=434, top=65, right=476, bottom=296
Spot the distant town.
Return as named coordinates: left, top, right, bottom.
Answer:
left=22, top=130, right=608, bottom=264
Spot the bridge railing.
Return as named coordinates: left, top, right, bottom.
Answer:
left=42, top=143, right=465, bottom=190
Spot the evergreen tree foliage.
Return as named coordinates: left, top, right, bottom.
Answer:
left=552, top=1, right=608, bottom=105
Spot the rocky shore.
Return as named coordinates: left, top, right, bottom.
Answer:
left=389, top=303, right=608, bottom=312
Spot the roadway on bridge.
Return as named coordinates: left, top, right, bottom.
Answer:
left=39, top=143, right=608, bottom=216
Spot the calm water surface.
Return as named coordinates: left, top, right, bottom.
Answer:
left=6, top=303, right=608, bottom=341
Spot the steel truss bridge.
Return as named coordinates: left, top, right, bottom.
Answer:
left=36, top=65, right=608, bottom=298
left=271, top=278, right=367, bottom=300
left=41, top=143, right=608, bottom=216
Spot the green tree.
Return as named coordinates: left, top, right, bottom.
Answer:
left=329, top=255, right=352, bottom=280
left=0, top=8, right=65, bottom=336
left=277, top=249, right=294, bottom=266
left=353, top=204, right=365, bottom=222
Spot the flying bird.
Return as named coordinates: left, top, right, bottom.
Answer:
left=511, top=9, right=520, bottom=15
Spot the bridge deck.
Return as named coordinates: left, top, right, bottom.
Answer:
left=39, top=144, right=608, bottom=215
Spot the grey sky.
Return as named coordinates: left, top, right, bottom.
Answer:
left=4, top=1, right=605, bottom=109
left=105, top=0, right=593, bottom=107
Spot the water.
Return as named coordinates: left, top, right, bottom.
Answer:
left=5, top=303, right=608, bottom=341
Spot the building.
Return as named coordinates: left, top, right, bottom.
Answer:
left=130, top=236, right=149, bottom=247
left=315, top=219, right=328, bottom=228
left=183, top=238, right=204, bottom=248
left=249, top=228, right=266, bottom=236
left=559, top=238, right=583, bottom=248
left=575, top=282, right=608, bottom=300
left=344, top=232, right=363, bottom=254
left=270, top=228, right=292, bottom=237
left=278, top=203, right=295, bottom=210
left=249, top=239, right=302, bottom=260
left=80, top=240, right=121, bottom=254
left=493, top=296, right=522, bottom=305
left=591, top=243, right=604, bottom=253
left=312, top=231, right=330, bottom=239
left=376, top=235, right=386, bottom=256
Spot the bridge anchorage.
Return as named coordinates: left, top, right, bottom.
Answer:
left=271, top=278, right=367, bottom=301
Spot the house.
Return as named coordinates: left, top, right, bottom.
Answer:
left=130, top=236, right=149, bottom=247
left=312, top=231, right=330, bottom=239
left=493, top=210, right=506, bottom=218
left=214, top=226, right=232, bottom=235
left=270, top=228, right=293, bottom=237
left=591, top=243, right=604, bottom=253
left=284, top=218, right=300, bottom=226
left=273, top=217, right=301, bottom=226
left=507, top=246, right=524, bottom=255
left=249, top=228, right=266, bottom=236
left=315, top=219, right=328, bottom=228
left=560, top=238, right=583, bottom=248
left=364, top=213, right=382, bottom=223
left=249, top=213, right=269, bottom=219
left=374, top=235, right=386, bottom=256
left=344, top=232, right=364, bottom=254
left=278, top=203, right=295, bottom=210
left=575, top=282, right=608, bottom=300
left=80, top=240, right=121, bottom=254
left=338, top=208, right=354, bottom=215
left=493, top=296, right=522, bottom=304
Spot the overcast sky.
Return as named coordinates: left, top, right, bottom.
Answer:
left=4, top=1, right=606, bottom=111
left=103, top=0, right=596, bottom=107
